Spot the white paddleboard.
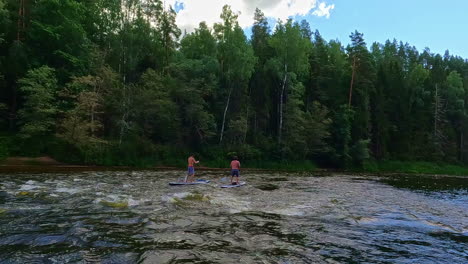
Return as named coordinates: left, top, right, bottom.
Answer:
left=220, top=181, right=246, bottom=188
left=169, top=179, right=210, bottom=186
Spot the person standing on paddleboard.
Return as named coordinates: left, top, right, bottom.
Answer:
left=230, top=156, right=240, bottom=185
left=186, top=154, right=199, bottom=182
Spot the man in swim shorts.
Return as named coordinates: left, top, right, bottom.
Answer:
left=186, top=154, right=199, bottom=182
left=230, top=156, right=240, bottom=185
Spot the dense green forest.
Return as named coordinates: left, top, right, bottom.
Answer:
left=0, top=0, right=467, bottom=169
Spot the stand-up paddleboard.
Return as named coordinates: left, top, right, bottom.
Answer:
left=169, top=179, right=210, bottom=186
left=220, top=181, right=246, bottom=188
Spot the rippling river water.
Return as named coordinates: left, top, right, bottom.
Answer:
left=0, top=171, right=466, bottom=263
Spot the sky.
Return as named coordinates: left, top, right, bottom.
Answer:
left=167, top=0, right=468, bottom=59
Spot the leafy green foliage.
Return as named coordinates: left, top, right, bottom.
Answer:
left=446, top=71, right=465, bottom=117
left=0, top=4, right=467, bottom=171
left=18, top=66, right=58, bottom=139
left=305, top=101, right=332, bottom=155
left=268, top=19, right=310, bottom=149
left=28, top=0, right=91, bottom=77
left=350, top=139, right=370, bottom=167
left=0, top=136, right=9, bottom=161
left=214, top=5, right=256, bottom=144
left=363, top=160, right=468, bottom=176
left=134, top=69, right=180, bottom=142
left=0, top=0, right=8, bottom=44
left=331, top=105, right=354, bottom=167
left=181, top=22, right=217, bottom=60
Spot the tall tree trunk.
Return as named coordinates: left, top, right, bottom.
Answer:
left=278, top=64, right=287, bottom=145
left=90, top=84, right=96, bottom=136
left=8, top=86, right=17, bottom=131
left=118, top=85, right=128, bottom=146
left=118, top=111, right=126, bottom=146
left=11, top=0, right=27, bottom=130
left=164, top=31, right=169, bottom=71
left=253, top=111, right=257, bottom=144
left=243, top=83, right=253, bottom=144
left=243, top=106, right=249, bottom=144
left=459, top=118, right=464, bottom=162
left=348, top=56, right=356, bottom=107
left=22, top=0, right=26, bottom=33
left=460, top=129, right=463, bottom=161
left=17, top=0, right=22, bottom=41
left=434, top=83, right=438, bottom=137
left=219, top=88, right=232, bottom=143
left=91, top=105, right=95, bottom=135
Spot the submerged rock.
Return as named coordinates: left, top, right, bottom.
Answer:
left=100, top=200, right=128, bottom=208
left=0, top=234, right=35, bottom=246
left=256, top=183, right=279, bottom=191
left=269, top=177, right=288, bottom=182
left=140, top=252, right=177, bottom=264
left=183, top=193, right=211, bottom=202
left=33, top=235, right=67, bottom=246
left=169, top=192, right=211, bottom=207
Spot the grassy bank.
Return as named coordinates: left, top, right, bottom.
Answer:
left=242, top=160, right=317, bottom=171
left=362, top=160, right=468, bottom=176
left=4, top=152, right=468, bottom=176
left=0, top=155, right=317, bottom=172
left=154, top=158, right=317, bottom=172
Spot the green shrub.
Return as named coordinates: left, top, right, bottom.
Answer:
left=362, top=159, right=378, bottom=172
left=243, top=160, right=316, bottom=171
left=0, top=138, right=8, bottom=161
left=360, top=160, right=468, bottom=176
left=350, top=139, right=370, bottom=168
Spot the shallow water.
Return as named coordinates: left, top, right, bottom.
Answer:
left=0, top=171, right=466, bottom=263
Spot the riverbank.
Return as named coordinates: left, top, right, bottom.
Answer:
left=0, top=156, right=319, bottom=174
left=1, top=156, right=468, bottom=177
left=0, top=156, right=297, bottom=174
left=360, top=160, right=468, bottom=177
left=0, top=164, right=291, bottom=174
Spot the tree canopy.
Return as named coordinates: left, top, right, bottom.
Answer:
left=1, top=1, right=467, bottom=167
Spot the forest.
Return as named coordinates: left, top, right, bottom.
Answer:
left=0, top=0, right=467, bottom=169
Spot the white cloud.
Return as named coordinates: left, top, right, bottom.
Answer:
left=165, top=0, right=335, bottom=33
left=312, top=2, right=335, bottom=19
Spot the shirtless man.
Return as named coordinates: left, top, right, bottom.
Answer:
left=230, top=156, right=240, bottom=185
left=186, top=154, right=200, bottom=182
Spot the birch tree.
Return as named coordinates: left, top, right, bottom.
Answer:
left=214, top=5, right=255, bottom=143
left=268, top=19, right=309, bottom=145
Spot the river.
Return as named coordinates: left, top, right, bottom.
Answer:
left=0, top=171, right=466, bottom=263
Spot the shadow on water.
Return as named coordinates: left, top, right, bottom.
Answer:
left=380, top=175, right=468, bottom=191
left=430, top=231, right=468, bottom=243
left=255, top=183, right=279, bottom=191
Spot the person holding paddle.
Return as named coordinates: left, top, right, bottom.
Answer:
left=230, top=156, right=240, bottom=185
left=186, top=154, right=199, bottom=182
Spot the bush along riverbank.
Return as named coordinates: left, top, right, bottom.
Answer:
left=0, top=155, right=317, bottom=172
left=360, top=160, right=468, bottom=176
left=3, top=153, right=468, bottom=177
